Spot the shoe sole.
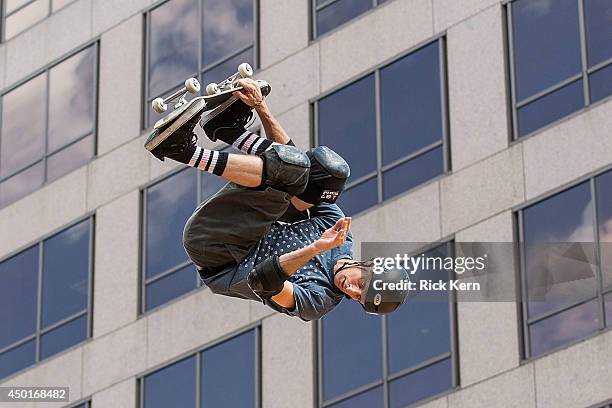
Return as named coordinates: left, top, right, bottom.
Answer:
left=145, top=98, right=206, bottom=151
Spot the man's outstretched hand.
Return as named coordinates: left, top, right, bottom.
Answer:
left=233, top=78, right=265, bottom=108
left=314, top=217, right=352, bottom=253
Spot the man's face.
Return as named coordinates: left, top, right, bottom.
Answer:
left=334, top=265, right=366, bottom=303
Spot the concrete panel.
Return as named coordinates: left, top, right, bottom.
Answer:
left=441, top=145, right=524, bottom=236
left=258, top=44, right=320, bottom=115
left=274, top=102, right=311, bottom=149
left=420, top=396, right=449, bottom=408
left=97, top=15, right=143, bottom=155
left=455, top=211, right=513, bottom=242
left=535, top=330, right=612, bottom=408
left=0, top=44, right=6, bottom=91
left=93, top=0, right=152, bottom=36
left=262, top=314, right=314, bottom=408
left=433, top=0, right=499, bottom=32
left=259, top=0, right=309, bottom=68
left=91, top=377, right=136, bottom=408
left=447, top=6, right=509, bottom=171
left=351, top=181, right=442, bottom=245
left=448, top=363, right=536, bottom=408
left=93, top=191, right=140, bottom=337
left=0, top=347, right=83, bottom=407
left=522, top=98, right=612, bottom=201
left=5, top=0, right=93, bottom=86
left=82, top=319, right=147, bottom=396
left=250, top=301, right=274, bottom=322
left=0, top=166, right=87, bottom=258
left=146, top=289, right=251, bottom=368
left=87, top=137, right=150, bottom=211
left=319, top=0, right=433, bottom=92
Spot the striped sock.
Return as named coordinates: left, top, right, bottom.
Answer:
left=232, top=130, right=273, bottom=155
left=188, top=147, right=228, bottom=176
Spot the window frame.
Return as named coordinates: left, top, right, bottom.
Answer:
left=1, top=0, right=78, bottom=41
left=0, top=40, right=99, bottom=208
left=137, top=324, right=261, bottom=408
left=514, top=162, right=612, bottom=360
left=142, top=0, right=260, bottom=130
left=311, top=35, right=450, bottom=217
left=314, top=240, right=459, bottom=408
left=505, top=0, right=612, bottom=140
left=0, top=213, right=95, bottom=380
left=310, top=0, right=391, bottom=41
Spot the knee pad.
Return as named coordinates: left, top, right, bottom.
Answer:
left=261, top=144, right=310, bottom=196
left=297, top=146, right=350, bottom=204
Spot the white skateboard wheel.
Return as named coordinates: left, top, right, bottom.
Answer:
left=238, top=63, right=253, bottom=78
left=152, top=97, right=167, bottom=114
left=206, top=82, right=219, bottom=95
left=184, top=78, right=200, bottom=93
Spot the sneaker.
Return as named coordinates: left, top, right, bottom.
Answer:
left=145, top=113, right=200, bottom=162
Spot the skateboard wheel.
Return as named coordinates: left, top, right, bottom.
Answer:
left=238, top=63, right=253, bottom=78
left=184, top=78, right=200, bottom=93
left=152, top=97, right=167, bottom=114
left=206, top=82, right=219, bottom=95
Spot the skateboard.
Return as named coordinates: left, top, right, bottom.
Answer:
left=145, top=62, right=268, bottom=152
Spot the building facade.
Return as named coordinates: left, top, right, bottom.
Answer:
left=0, top=0, right=611, bottom=407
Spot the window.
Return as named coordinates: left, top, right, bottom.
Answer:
left=0, top=44, right=97, bottom=208
left=2, top=0, right=76, bottom=40
left=0, top=218, right=93, bottom=380
left=141, top=328, right=259, bottom=408
left=66, top=402, right=90, bottom=408
left=312, top=0, right=389, bottom=38
left=517, top=168, right=612, bottom=358
left=141, top=166, right=228, bottom=312
left=317, top=243, right=456, bottom=408
left=144, top=0, right=258, bottom=128
left=314, top=39, right=448, bottom=216
left=507, top=0, right=612, bottom=138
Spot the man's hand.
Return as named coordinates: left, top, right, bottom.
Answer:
left=314, top=217, right=351, bottom=253
left=233, top=78, right=265, bottom=108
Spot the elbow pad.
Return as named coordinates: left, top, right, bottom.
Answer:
left=247, top=255, right=288, bottom=299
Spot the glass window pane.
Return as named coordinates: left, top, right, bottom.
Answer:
left=48, top=47, right=95, bottom=152
left=329, top=386, right=384, bottom=408
left=596, top=170, right=612, bottom=290
left=201, top=171, right=228, bottom=201
left=0, top=162, right=45, bottom=207
left=389, top=358, right=452, bottom=408
left=336, top=177, right=378, bottom=217
left=42, top=219, right=90, bottom=328
left=529, top=299, right=600, bottom=357
left=202, top=0, right=253, bottom=67
left=146, top=265, right=197, bottom=311
left=40, top=315, right=87, bottom=360
left=0, top=246, right=38, bottom=349
left=316, top=0, right=372, bottom=37
left=381, top=42, right=442, bottom=165
left=4, top=0, right=48, bottom=40
left=202, top=48, right=254, bottom=87
left=589, top=63, right=612, bottom=104
left=322, top=300, right=382, bottom=401
left=318, top=75, right=376, bottom=181
left=46, top=134, right=94, bottom=182
left=201, top=330, right=255, bottom=408
left=523, top=182, right=596, bottom=317
left=0, top=340, right=36, bottom=380
left=584, top=0, right=612, bottom=67
left=383, top=146, right=443, bottom=201
left=511, top=0, right=582, bottom=100
left=517, top=79, right=584, bottom=137
left=148, top=0, right=199, bottom=97
left=146, top=169, right=197, bottom=278
left=1, top=74, right=46, bottom=178
left=0, top=161, right=44, bottom=209
left=144, top=356, right=196, bottom=408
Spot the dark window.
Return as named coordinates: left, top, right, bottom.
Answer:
left=507, top=0, right=612, bottom=138
left=518, top=168, right=612, bottom=357
left=315, top=40, right=448, bottom=216
left=0, top=218, right=93, bottom=380
left=141, top=329, right=259, bottom=408
left=145, top=0, right=258, bottom=128
left=0, top=44, right=97, bottom=208
left=318, top=243, right=456, bottom=407
left=312, top=0, right=387, bottom=38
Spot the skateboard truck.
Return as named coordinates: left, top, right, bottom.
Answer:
left=151, top=78, right=201, bottom=114
left=205, top=62, right=253, bottom=95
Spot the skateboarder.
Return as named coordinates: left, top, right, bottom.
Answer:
left=145, top=78, right=409, bottom=320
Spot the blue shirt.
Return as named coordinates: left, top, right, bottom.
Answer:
left=201, top=203, right=353, bottom=321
